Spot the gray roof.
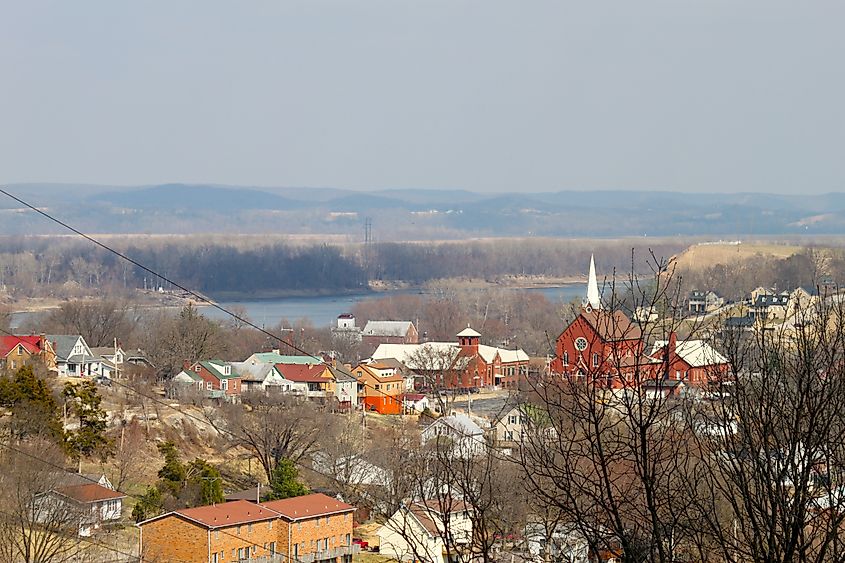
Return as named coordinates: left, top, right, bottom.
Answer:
left=67, top=354, right=99, bottom=364
left=90, top=347, right=117, bottom=358
left=46, top=335, right=86, bottom=361
left=362, top=321, right=414, bottom=337
left=431, top=414, right=484, bottom=436
left=330, top=366, right=358, bottom=383
left=228, top=361, right=275, bottom=383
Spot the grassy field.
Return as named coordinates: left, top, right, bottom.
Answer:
left=670, top=241, right=804, bottom=272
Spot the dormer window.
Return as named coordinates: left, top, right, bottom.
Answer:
left=224, top=365, right=231, bottom=375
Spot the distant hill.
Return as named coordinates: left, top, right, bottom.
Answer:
left=89, top=184, right=308, bottom=212
left=1, top=182, right=844, bottom=238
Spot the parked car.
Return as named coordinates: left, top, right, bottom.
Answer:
left=94, top=375, right=112, bottom=387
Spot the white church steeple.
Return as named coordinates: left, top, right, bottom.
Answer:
left=585, top=254, right=601, bottom=310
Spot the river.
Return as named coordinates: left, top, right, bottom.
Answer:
left=204, top=284, right=586, bottom=327
left=9, top=284, right=586, bottom=330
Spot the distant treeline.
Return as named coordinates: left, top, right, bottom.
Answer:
left=0, top=239, right=366, bottom=297
left=4, top=236, right=834, bottom=300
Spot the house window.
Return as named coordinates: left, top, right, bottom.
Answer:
left=247, top=523, right=253, bottom=534
left=268, top=520, right=273, bottom=530
left=592, top=353, right=599, bottom=367
left=270, top=542, right=276, bottom=555
left=206, top=381, right=212, bottom=390
left=505, top=430, right=514, bottom=441
left=508, top=415, right=518, bottom=424
left=346, top=534, right=351, bottom=545
left=222, top=380, right=228, bottom=391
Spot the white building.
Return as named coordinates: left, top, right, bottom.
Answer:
left=378, top=500, right=472, bottom=563
left=421, top=414, right=486, bottom=458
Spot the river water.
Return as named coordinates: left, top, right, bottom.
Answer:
left=205, top=284, right=587, bottom=327
left=10, top=284, right=586, bottom=330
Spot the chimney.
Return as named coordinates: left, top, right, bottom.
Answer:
left=182, top=359, right=192, bottom=371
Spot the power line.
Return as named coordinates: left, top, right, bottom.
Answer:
left=0, top=187, right=514, bottom=455
left=0, top=188, right=518, bottom=475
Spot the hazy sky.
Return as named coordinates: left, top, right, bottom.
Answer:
left=1, top=1, right=843, bottom=194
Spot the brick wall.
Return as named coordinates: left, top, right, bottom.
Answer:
left=141, top=516, right=209, bottom=563
left=141, top=515, right=281, bottom=563
left=278, top=511, right=355, bottom=562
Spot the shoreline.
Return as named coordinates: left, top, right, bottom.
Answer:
left=4, top=277, right=587, bottom=316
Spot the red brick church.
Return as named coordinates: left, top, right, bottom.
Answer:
left=550, top=255, right=729, bottom=389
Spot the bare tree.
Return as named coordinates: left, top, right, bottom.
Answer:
left=407, top=344, right=465, bottom=415
left=107, top=417, right=147, bottom=492
left=520, top=252, right=706, bottom=563
left=0, top=441, right=86, bottom=563
left=42, top=300, right=135, bottom=348
left=687, top=297, right=845, bottom=563
left=214, top=393, right=323, bottom=483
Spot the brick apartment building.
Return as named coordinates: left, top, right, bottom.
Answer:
left=139, top=494, right=355, bottom=563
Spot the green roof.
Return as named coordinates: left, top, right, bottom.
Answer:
left=200, top=360, right=239, bottom=380
left=180, top=369, right=203, bottom=382
left=249, top=353, right=322, bottom=365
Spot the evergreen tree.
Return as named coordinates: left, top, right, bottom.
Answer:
left=156, top=441, right=187, bottom=497
left=63, top=379, right=112, bottom=461
left=0, top=366, right=64, bottom=442
left=187, top=458, right=224, bottom=505
left=266, top=458, right=309, bottom=500
left=131, top=486, right=163, bottom=523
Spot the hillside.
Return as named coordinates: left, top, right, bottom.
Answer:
left=4, top=183, right=845, bottom=239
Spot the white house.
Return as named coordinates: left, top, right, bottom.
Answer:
left=526, top=522, right=591, bottom=563
left=330, top=366, right=359, bottom=410
left=378, top=500, right=472, bottom=563
left=421, top=414, right=486, bottom=458
left=312, top=452, right=389, bottom=487
left=403, top=393, right=431, bottom=413
left=47, top=334, right=102, bottom=377
left=229, top=361, right=292, bottom=393
left=36, top=482, right=125, bottom=537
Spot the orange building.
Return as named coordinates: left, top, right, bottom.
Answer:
left=139, top=494, right=356, bottom=563
left=262, top=493, right=356, bottom=563
left=352, top=362, right=407, bottom=414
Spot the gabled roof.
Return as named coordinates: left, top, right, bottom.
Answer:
left=276, top=363, right=329, bottom=383
left=46, top=335, right=87, bottom=361
left=199, top=360, right=239, bottom=380
left=650, top=340, right=728, bottom=368
left=176, top=369, right=203, bottom=383
left=229, top=361, right=275, bottom=383
left=0, top=335, right=43, bottom=357
left=140, top=499, right=279, bottom=529
left=426, top=414, right=484, bottom=437
left=579, top=309, right=641, bottom=342
left=329, top=365, right=358, bottom=383
left=362, top=321, right=415, bottom=337
left=353, top=363, right=405, bottom=383
left=260, top=493, right=354, bottom=521
left=55, top=483, right=125, bottom=504
left=89, top=347, right=118, bottom=358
